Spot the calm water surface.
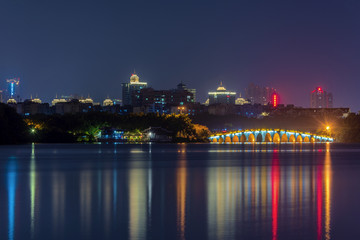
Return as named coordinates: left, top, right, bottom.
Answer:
left=1, top=143, right=360, bottom=240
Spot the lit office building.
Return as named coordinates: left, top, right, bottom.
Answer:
left=208, top=82, right=236, bottom=105
left=121, top=73, right=148, bottom=106
left=310, top=87, right=333, bottom=108
left=245, top=83, right=277, bottom=105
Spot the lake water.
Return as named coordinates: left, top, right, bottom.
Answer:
left=0, top=143, right=360, bottom=240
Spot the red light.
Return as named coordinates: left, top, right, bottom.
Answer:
left=272, top=93, right=278, bottom=107
left=227, top=95, right=230, bottom=98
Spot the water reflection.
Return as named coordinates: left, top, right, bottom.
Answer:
left=129, top=152, right=148, bottom=240
left=7, top=157, right=17, bottom=240
left=0, top=143, right=335, bottom=240
left=176, top=145, right=187, bottom=240
left=80, top=168, right=92, bottom=237
left=52, top=169, right=65, bottom=238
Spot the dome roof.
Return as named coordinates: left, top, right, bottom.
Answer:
left=7, top=98, right=17, bottom=104
left=32, top=98, right=42, bottom=104
left=216, top=81, right=226, bottom=91
left=130, top=74, right=139, bottom=83
left=103, top=98, right=113, bottom=106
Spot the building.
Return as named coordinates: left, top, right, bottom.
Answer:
left=235, top=94, right=250, bottom=105
left=51, top=97, right=67, bottom=106
left=0, top=90, right=3, bottom=103
left=103, top=98, right=114, bottom=106
left=132, top=84, right=195, bottom=114
left=79, top=96, right=94, bottom=104
left=99, top=127, right=125, bottom=141
left=53, top=99, right=94, bottom=114
left=6, top=78, right=20, bottom=100
left=142, top=127, right=173, bottom=142
left=16, top=99, right=50, bottom=115
left=121, top=73, right=148, bottom=106
left=177, top=82, right=196, bottom=102
left=245, top=83, right=277, bottom=105
left=310, top=87, right=333, bottom=108
left=208, top=82, right=236, bottom=105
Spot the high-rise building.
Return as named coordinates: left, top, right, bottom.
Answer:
left=137, top=87, right=194, bottom=106
left=0, top=90, right=3, bottom=103
left=177, top=82, right=196, bottom=102
left=121, top=73, right=148, bottom=106
left=245, top=83, right=277, bottom=105
left=208, top=82, right=236, bottom=105
left=6, top=78, right=20, bottom=99
left=310, top=87, right=333, bottom=108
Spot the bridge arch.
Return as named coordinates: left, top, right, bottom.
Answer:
left=296, top=135, right=303, bottom=142
left=248, top=133, right=255, bottom=142
left=303, top=136, right=310, bottom=142
left=310, top=137, right=315, bottom=143
left=289, top=135, right=296, bottom=143
left=219, top=137, right=224, bottom=143
left=240, top=134, right=246, bottom=143
left=232, top=135, right=239, bottom=142
left=273, top=133, right=280, bottom=143
left=212, top=138, right=218, bottom=143
left=225, top=136, right=231, bottom=143
left=265, top=133, right=272, bottom=142
left=256, top=134, right=263, bottom=142
left=281, top=134, right=288, bottom=142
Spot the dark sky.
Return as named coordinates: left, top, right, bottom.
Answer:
left=1, top=0, right=360, bottom=110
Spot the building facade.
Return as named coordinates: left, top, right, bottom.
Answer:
left=6, top=78, right=20, bottom=100
left=132, top=84, right=195, bottom=113
left=310, top=87, right=333, bottom=108
left=121, top=73, right=148, bottom=106
left=245, top=83, right=277, bottom=105
left=208, top=82, right=236, bottom=105
left=177, top=82, right=196, bottom=102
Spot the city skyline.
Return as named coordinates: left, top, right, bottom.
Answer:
left=1, top=73, right=334, bottom=109
left=1, top=0, right=359, bottom=109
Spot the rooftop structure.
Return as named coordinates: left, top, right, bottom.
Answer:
left=122, top=73, right=148, bottom=106
left=103, top=98, right=114, bottom=106
left=208, top=82, right=236, bottom=105
left=310, top=87, right=333, bottom=108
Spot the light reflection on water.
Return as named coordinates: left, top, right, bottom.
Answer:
left=0, top=142, right=347, bottom=240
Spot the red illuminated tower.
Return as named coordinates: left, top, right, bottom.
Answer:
left=271, top=93, right=280, bottom=107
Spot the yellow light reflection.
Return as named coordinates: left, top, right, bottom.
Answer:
left=176, top=162, right=187, bottom=239
left=129, top=168, right=147, bottom=240
left=324, top=143, right=332, bottom=240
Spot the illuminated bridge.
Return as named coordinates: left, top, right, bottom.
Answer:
left=209, top=129, right=333, bottom=143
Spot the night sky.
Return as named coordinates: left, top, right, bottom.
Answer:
left=1, top=0, right=360, bottom=110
